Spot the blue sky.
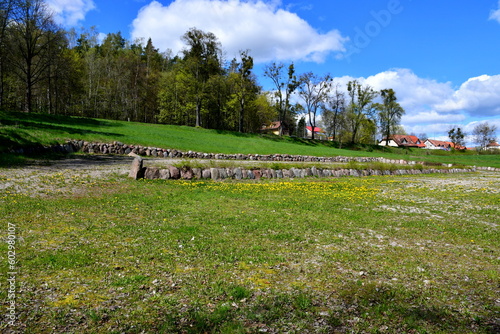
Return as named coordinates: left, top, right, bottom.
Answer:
left=47, top=0, right=500, bottom=144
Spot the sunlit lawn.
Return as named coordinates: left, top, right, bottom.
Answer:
left=0, top=169, right=499, bottom=333
left=2, top=110, right=500, bottom=168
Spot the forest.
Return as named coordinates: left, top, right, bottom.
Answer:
left=0, top=0, right=406, bottom=144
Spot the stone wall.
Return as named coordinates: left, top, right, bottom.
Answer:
left=8, top=139, right=500, bottom=172
left=10, top=139, right=418, bottom=165
left=128, top=156, right=476, bottom=181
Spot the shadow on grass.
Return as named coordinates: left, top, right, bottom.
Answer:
left=0, top=110, right=119, bottom=128
left=0, top=120, right=124, bottom=153
left=335, top=281, right=498, bottom=333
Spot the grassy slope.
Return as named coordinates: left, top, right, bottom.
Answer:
left=1, top=110, right=499, bottom=167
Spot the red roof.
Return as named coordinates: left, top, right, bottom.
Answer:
left=426, top=139, right=453, bottom=149
left=261, top=121, right=281, bottom=131
left=306, top=126, right=323, bottom=133
left=384, top=135, right=426, bottom=148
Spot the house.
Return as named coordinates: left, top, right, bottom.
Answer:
left=424, top=139, right=454, bottom=150
left=261, top=121, right=283, bottom=136
left=378, top=135, right=426, bottom=148
left=305, top=126, right=326, bottom=140
left=486, top=142, right=500, bottom=150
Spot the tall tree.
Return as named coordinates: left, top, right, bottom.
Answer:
left=375, top=88, right=405, bottom=145
left=6, top=0, right=62, bottom=112
left=263, top=62, right=299, bottom=135
left=323, top=85, right=345, bottom=141
left=297, top=116, right=306, bottom=138
left=472, top=122, right=497, bottom=150
left=181, top=28, right=223, bottom=127
left=346, top=80, right=378, bottom=144
left=228, top=50, right=257, bottom=133
left=0, top=0, right=16, bottom=108
left=447, top=126, right=466, bottom=150
left=297, top=72, right=332, bottom=140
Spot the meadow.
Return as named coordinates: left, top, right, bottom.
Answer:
left=1, top=110, right=499, bottom=168
left=0, top=160, right=498, bottom=333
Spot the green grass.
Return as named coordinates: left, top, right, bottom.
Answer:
left=1, top=110, right=499, bottom=168
left=1, top=167, right=499, bottom=333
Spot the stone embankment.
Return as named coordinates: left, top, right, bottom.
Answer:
left=128, top=155, right=477, bottom=181
left=6, top=139, right=419, bottom=164
left=8, top=139, right=500, bottom=173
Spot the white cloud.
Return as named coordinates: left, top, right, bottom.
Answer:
left=329, top=69, right=500, bottom=140
left=46, top=0, right=95, bottom=26
left=489, top=1, right=500, bottom=23
left=131, top=0, right=347, bottom=62
left=402, top=111, right=465, bottom=125
left=435, top=75, right=500, bottom=116
left=362, top=69, right=454, bottom=111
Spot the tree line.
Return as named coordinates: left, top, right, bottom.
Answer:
left=1, top=0, right=408, bottom=144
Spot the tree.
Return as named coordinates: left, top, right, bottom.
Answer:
left=0, top=0, right=16, bottom=108
left=447, top=126, right=466, bottom=150
left=181, top=28, right=223, bottom=127
left=346, top=80, right=378, bottom=144
left=6, top=0, right=63, bottom=112
left=263, top=62, right=299, bottom=135
left=323, top=85, right=345, bottom=141
left=418, top=133, right=428, bottom=142
left=297, top=116, right=306, bottom=138
left=228, top=50, right=258, bottom=132
left=375, top=88, right=405, bottom=145
left=297, top=72, right=332, bottom=140
left=472, top=122, right=497, bottom=150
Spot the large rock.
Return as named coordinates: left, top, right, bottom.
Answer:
left=159, top=169, right=171, bottom=179
left=169, top=166, right=180, bottom=179
left=144, top=167, right=160, bottom=179
left=128, top=156, right=144, bottom=179
left=234, top=167, right=242, bottom=180
left=210, top=168, right=219, bottom=180
left=180, top=167, right=194, bottom=180
left=192, top=168, right=202, bottom=179
left=202, top=169, right=211, bottom=179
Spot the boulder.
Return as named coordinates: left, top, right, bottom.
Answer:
left=192, top=168, right=202, bottom=179
left=202, top=169, right=211, bottom=179
left=234, top=167, right=242, bottom=180
left=128, top=156, right=144, bottom=179
left=144, top=167, right=160, bottom=179
left=210, top=168, right=219, bottom=180
left=180, top=167, right=194, bottom=180
left=159, top=169, right=171, bottom=179
left=169, top=166, right=180, bottom=179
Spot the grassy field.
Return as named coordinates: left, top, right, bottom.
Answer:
left=0, top=160, right=498, bottom=333
left=1, top=110, right=499, bottom=168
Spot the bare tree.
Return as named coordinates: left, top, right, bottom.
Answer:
left=263, top=62, right=299, bottom=135
left=472, top=122, right=497, bottom=150
left=324, top=85, right=346, bottom=141
left=297, top=72, right=332, bottom=140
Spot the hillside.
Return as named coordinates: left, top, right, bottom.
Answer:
left=1, top=111, right=499, bottom=168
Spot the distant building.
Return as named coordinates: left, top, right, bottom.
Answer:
left=486, top=142, right=500, bottom=150
left=425, top=139, right=465, bottom=150
left=305, top=126, right=326, bottom=140
left=261, top=121, right=287, bottom=136
left=378, top=135, right=426, bottom=148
